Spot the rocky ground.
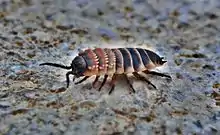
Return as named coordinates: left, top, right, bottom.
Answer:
left=0, top=0, right=220, bottom=135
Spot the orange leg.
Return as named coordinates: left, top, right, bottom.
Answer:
left=108, top=74, right=117, bottom=94
left=98, top=75, right=108, bottom=91
left=124, top=74, right=136, bottom=93
left=92, top=76, right=100, bottom=87
left=75, top=76, right=90, bottom=85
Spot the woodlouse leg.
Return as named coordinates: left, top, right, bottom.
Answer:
left=98, top=75, right=108, bottom=91
left=75, top=76, right=90, bottom=85
left=133, top=72, right=157, bottom=89
left=124, top=74, right=136, bottom=93
left=92, top=76, right=100, bottom=87
left=108, top=74, right=117, bottom=95
left=143, top=70, right=172, bottom=79
left=72, top=76, right=76, bottom=82
left=66, top=71, right=74, bottom=88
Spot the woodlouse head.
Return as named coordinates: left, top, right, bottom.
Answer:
left=40, top=56, right=87, bottom=77
left=40, top=56, right=87, bottom=79
left=40, top=56, right=87, bottom=87
left=71, top=56, right=87, bottom=77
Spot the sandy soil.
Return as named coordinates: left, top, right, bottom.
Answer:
left=0, top=0, right=220, bottom=134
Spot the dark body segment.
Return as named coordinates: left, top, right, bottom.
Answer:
left=136, top=48, right=151, bottom=67
left=127, top=48, right=144, bottom=71
left=79, top=50, right=92, bottom=69
left=112, top=49, right=124, bottom=74
left=145, top=50, right=161, bottom=65
left=118, top=48, right=134, bottom=73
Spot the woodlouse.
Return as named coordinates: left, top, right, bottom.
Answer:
left=40, top=48, right=171, bottom=94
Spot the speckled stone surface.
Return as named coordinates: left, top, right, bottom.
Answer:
left=0, top=0, right=220, bottom=135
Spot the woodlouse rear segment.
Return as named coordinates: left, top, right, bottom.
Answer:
left=40, top=48, right=171, bottom=94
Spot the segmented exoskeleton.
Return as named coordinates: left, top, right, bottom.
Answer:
left=40, top=48, right=171, bottom=94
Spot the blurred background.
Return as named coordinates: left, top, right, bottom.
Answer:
left=0, top=0, right=220, bottom=134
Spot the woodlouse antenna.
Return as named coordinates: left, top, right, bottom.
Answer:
left=40, top=62, right=74, bottom=88
left=39, top=63, right=71, bottom=70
